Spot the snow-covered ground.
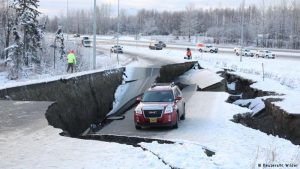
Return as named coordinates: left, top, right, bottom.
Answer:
left=1, top=70, right=299, bottom=169
left=1, top=38, right=300, bottom=169
left=0, top=126, right=170, bottom=169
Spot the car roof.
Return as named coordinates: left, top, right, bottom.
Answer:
left=147, top=86, right=174, bottom=91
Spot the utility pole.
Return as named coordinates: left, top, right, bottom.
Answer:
left=240, top=0, right=245, bottom=62
left=66, top=0, right=69, bottom=40
left=116, top=0, right=120, bottom=65
left=93, top=0, right=97, bottom=69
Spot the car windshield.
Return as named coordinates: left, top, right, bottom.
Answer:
left=142, top=90, right=174, bottom=102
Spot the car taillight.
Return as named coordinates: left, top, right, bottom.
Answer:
left=164, top=104, right=174, bottom=114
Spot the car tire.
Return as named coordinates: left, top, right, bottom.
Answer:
left=236, top=53, right=239, bottom=56
left=180, top=104, right=186, bottom=120
left=199, top=49, right=203, bottom=52
left=173, top=112, right=179, bottom=129
left=135, top=125, right=141, bottom=130
left=210, top=50, right=214, bottom=53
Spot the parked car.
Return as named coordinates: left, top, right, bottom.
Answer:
left=73, top=33, right=80, bottom=38
left=149, top=43, right=163, bottom=50
left=158, top=41, right=167, bottom=48
left=111, top=45, right=123, bottom=53
left=255, top=50, right=276, bottom=59
left=82, top=37, right=92, bottom=47
left=134, top=83, right=186, bottom=129
left=197, top=44, right=218, bottom=53
left=233, top=47, right=240, bottom=52
left=236, top=48, right=254, bottom=57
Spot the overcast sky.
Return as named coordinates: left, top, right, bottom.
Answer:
left=39, top=0, right=274, bottom=17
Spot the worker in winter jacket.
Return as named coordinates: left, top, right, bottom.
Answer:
left=67, top=50, right=76, bottom=73
left=186, top=48, right=192, bottom=60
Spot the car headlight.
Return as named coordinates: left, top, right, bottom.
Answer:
left=164, top=104, right=173, bottom=114
left=135, top=107, right=143, bottom=115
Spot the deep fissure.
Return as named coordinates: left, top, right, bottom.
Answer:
left=222, top=72, right=300, bottom=145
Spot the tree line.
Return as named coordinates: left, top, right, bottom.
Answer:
left=0, top=0, right=46, bottom=79
left=45, top=1, right=300, bottom=49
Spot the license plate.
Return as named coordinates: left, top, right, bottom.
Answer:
left=149, top=118, right=157, bottom=123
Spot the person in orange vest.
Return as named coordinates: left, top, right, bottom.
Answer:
left=186, top=48, right=192, bottom=60
left=67, top=50, right=76, bottom=73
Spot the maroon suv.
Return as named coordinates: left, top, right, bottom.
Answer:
left=134, top=83, right=186, bottom=129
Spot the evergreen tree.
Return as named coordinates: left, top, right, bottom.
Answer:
left=5, top=27, right=23, bottom=79
left=12, top=0, right=43, bottom=65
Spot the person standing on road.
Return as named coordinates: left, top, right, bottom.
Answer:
left=186, top=48, right=192, bottom=60
left=67, top=50, right=76, bottom=73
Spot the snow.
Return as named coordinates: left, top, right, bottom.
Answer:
left=140, top=141, right=217, bottom=169
left=159, top=91, right=300, bottom=169
left=0, top=127, right=169, bottom=169
left=1, top=36, right=300, bottom=168
left=233, top=98, right=265, bottom=116
left=192, top=51, right=300, bottom=115
left=227, top=82, right=236, bottom=91
left=176, top=69, right=224, bottom=89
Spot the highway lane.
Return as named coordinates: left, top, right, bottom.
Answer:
left=0, top=101, right=52, bottom=137
left=95, top=84, right=198, bottom=138
left=92, top=39, right=300, bottom=60
left=94, top=67, right=225, bottom=140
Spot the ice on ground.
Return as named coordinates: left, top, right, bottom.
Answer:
left=227, top=82, right=236, bottom=91
left=233, top=98, right=265, bottom=116
left=0, top=126, right=170, bottom=169
left=176, top=69, right=224, bottom=89
left=140, top=141, right=217, bottom=169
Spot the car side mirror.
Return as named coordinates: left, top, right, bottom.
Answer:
left=175, top=96, right=182, bottom=101
left=136, top=97, right=142, bottom=102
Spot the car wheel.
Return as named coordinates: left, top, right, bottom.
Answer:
left=180, top=104, right=186, bottom=120
left=210, top=50, right=214, bottom=53
left=173, top=112, right=179, bottom=129
left=236, top=53, right=239, bottom=56
left=199, top=49, right=202, bottom=52
left=135, top=125, right=141, bottom=130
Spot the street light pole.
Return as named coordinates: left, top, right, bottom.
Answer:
left=116, top=0, right=120, bottom=65
left=66, top=0, right=69, bottom=40
left=93, top=0, right=97, bottom=69
left=240, top=0, right=245, bottom=62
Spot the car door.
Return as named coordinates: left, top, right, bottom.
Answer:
left=174, top=87, right=183, bottom=116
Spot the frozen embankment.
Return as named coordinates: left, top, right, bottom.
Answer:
left=225, top=73, right=300, bottom=145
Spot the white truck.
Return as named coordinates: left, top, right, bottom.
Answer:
left=255, top=50, right=276, bottom=59
left=235, top=49, right=254, bottom=57
left=197, top=44, right=218, bottom=53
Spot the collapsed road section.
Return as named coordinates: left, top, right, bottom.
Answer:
left=0, top=69, right=124, bottom=136
left=0, top=62, right=197, bottom=137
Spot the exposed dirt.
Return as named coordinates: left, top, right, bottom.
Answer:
left=225, top=73, right=300, bottom=145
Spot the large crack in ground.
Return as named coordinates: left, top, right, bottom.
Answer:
left=221, top=71, right=300, bottom=145
left=80, top=134, right=215, bottom=169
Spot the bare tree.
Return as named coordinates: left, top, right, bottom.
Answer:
left=180, top=4, right=198, bottom=41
